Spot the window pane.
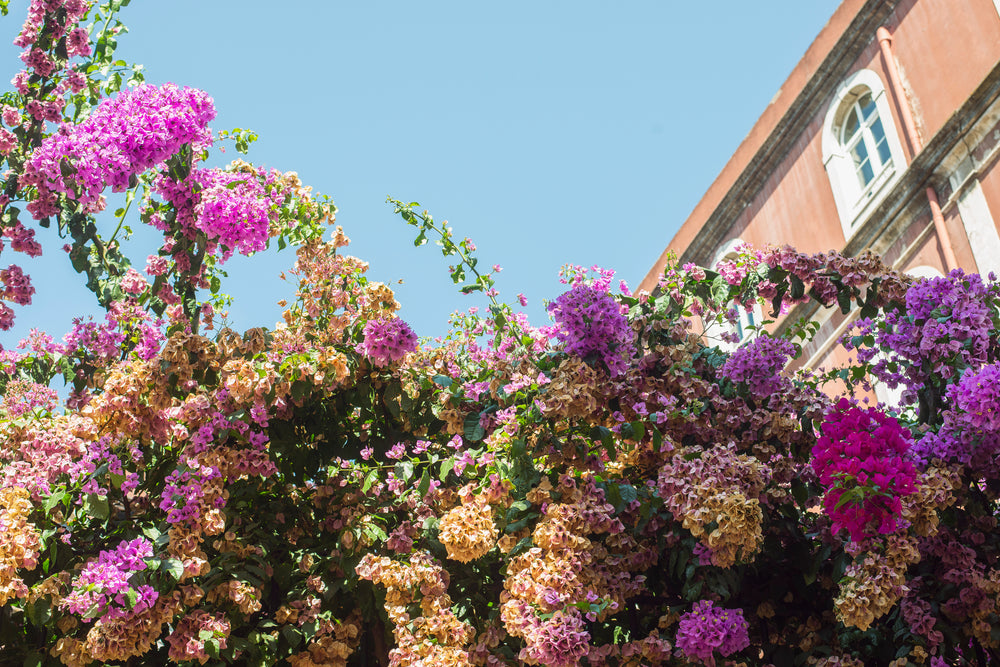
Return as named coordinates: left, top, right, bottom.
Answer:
left=859, top=92, right=876, bottom=119
left=870, top=118, right=892, bottom=164
left=843, top=108, right=860, bottom=140
left=851, top=139, right=874, bottom=187
left=858, top=160, right=875, bottom=186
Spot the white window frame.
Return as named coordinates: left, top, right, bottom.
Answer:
left=822, top=69, right=908, bottom=241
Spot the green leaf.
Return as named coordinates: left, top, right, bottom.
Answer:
left=44, top=490, right=66, bottom=513
left=464, top=413, right=485, bottom=443
left=83, top=493, right=109, bottom=521
left=439, top=458, right=454, bottom=481
left=789, top=274, right=805, bottom=300
left=396, top=460, right=414, bottom=482
left=162, top=558, right=185, bottom=582
left=432, top=374, right=453, bottom=388
left=282, top=625, right=301, bottom=648
left=417, top=469, right=431, bottom=497
left=361, top=469, right=379, bottom=493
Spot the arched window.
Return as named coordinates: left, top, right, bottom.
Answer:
left=822, top=70, right=907, bottom=239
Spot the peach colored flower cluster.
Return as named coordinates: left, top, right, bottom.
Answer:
left=287, top=612, right=362, bottom=667
left=657, top=444, right=770, bottom=567
left=0, top=486, right=41, bottom=605
left=438, top=479, right=510, bottom=563
left=501, top=474, right=640, bottom=667
left=206, top=579, right=263, bottom=615
left=357, top=550, right=475, bottom=667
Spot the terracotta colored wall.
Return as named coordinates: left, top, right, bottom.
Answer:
left=973, top=153, right=1000, bottom=256
left=885, top=0, right=1000, bottom=145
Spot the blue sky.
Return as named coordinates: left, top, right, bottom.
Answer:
left=0, top=1, right=838, bottom=347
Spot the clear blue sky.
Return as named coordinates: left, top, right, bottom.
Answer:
left=0, top=1, right=839, bottom=347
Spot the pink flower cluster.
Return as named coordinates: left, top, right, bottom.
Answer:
left=719, top=335, right=796, bottom=399
left=193, top=168, right=276, bottom=255
left=358, top=317, right=418, bottom=366
left=159, top=462, right=223, bottom=524
left=60, top=538, right=158, bottom=621
left=812, top=399, right=918, bottom=541
left=63, top=299, right=164, bottom=362
left=1, top=380, right=58, bottom=417
left=22, top=83, right=216, bottom=219
left=13, top=0, right=90, bottom=53
left=674, top=600, right=750, bottom=665
left=547, top=280, right=635, bottom=376
left=151, top=164, right=284, bottom=260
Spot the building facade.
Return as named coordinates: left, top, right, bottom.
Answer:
left=639, top=0, right=1000, bottom=382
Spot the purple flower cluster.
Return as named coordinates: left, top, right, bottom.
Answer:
left=547, top=282, right=635, bottom=376
left=159, top=462, right=223, bottom=524
left=23, top=84, right=216, bottom=219
left=812, top=399, right=917, bottom=541
left=719, top=335, right=796, bottom=398
left=60, top=538, right=158, bottom=621
left=674, top=600, right=750, bottom=665
left=855, top=271, right=995, bottom=405
left=914, top=363, right=1000, bottom=471
left=358, top=317, right=418, bottom=366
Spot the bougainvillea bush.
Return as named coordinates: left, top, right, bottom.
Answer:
left=2, top=2, right=1000, bottom=666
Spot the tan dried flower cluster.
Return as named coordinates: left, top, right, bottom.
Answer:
left=439, top=497, right=499, bottom=563
left=538, top=357, right=606, bottom=420
left=50, top=591, right=184, bottom=665
left=658, top=445, right=770, bottom=567
left=683, top=490, right=764, bottom=569
left=0, top=486, right=41, bottom=605
left=206, top=579, right=263, bottom=615
left=501, top=474, right=642, bottom=665
left=834, top=534, right=920, bottom=631
left=901, top=465, right=961, bottom=537
left=356, top=551, right=475, bottom=667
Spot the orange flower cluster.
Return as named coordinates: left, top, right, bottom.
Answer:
left=51, top=592, right=184, bottom=665
left=901, top=465, right=961, bottom=537
left=165, top=609, right=232, bottom=664
left=206, top=579, right=263, bottom=615
left=538, top=357, right=607, bottom=420
left=286, top=610, right=362, bottom=667
left=0, top=486, right=40, bottom=605
left=357, top=550, right=475, bottom=667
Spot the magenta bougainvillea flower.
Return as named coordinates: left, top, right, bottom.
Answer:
left=22, top=83, right=216, bottom=219
left=812, top=399, right=917, bottom=541
left=719, top=335, right=796, bottom=398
